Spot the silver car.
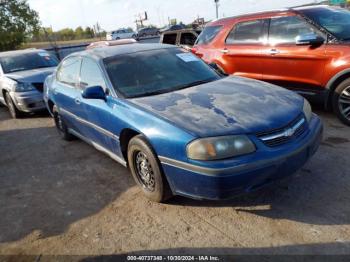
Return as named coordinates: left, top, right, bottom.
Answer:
left=0, top=49, right=58, bottom=118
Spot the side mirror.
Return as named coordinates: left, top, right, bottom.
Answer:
left=82, top=86, right=106, bottom=100
left=296, top=33, right=324, bottom=46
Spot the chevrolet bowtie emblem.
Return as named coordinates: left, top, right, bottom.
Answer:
left=284, top=128, right=295, bottom=137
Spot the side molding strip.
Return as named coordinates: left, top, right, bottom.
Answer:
left=68, top=128, right=127, bottom=167
left=60, top=107, right=119, bottom=140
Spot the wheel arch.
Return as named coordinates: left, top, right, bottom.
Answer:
left=325, top=69, right=350, bottom=110
left=119, top=128, right=141, bottom=164
left=47, top=99, right=55, bottom=116
left=2, top=89, right=8, bottom=102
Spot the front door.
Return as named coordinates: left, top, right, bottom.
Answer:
left=261, top=15, right=329, bottom=96
left=79, top=57, right=117, bottom=153
left=219, top=18, right=269, bottom=80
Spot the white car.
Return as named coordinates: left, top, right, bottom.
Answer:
left=106, top=29, right=137, bottom=40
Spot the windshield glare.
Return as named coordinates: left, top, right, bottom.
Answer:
left=0, top=52, right=59, bottom=74
left=104, top=48, right=220, bottom=98
left=300, top=7, right=350, bottom=40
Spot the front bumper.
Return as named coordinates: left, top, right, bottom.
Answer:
left=10, top=90, right=46, bottom=113
left=161, top=115, right=323, bottom=200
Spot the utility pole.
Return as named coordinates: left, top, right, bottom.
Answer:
left=214, top=0, right=220, bottom=19
left=135, top=12, right=148, bottom=30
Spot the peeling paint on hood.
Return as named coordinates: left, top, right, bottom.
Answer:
left=131, top=76, right=304, bottom=137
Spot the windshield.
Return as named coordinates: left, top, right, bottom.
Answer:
left=0, top=52, right=59, bottom=74
left=300, top=7, right=350, bottom=41
left=104, top=48, right=220, bottom=98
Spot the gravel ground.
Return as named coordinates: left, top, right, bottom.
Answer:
left=0, top=105, right=349, bottom=256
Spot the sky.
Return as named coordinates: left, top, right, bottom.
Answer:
left=27, top=0, right=322, bottom=32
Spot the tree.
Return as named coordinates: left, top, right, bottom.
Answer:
left=0, top=0, right=40, bottom=51
left=84, top=27, right=95, bottom=38
left=75, top=26, right=84, bottom=39
left=57, top=28, right=75, bottom=41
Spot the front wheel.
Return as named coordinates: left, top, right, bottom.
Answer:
left=127, top=135, right=172, bottom=202
left=5, top=92, right=22, bottom=119
left=332, top=79, right=350, bottom=126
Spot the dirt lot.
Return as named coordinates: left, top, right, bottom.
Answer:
left=0, top=105, right=349, bottom=256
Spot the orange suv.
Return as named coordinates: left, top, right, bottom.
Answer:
left=192, top=5, right=350, bottom=126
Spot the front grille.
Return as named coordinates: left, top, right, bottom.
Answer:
left=256, top=115, right=307, bottom=147
left=32, top=83, right=44, bottom=93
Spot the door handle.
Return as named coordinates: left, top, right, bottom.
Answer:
left=269, top=49, right=280, bottom=55
left=220, top=49, right=229, bottom=54
left=75, top=98, right=81, bottom=105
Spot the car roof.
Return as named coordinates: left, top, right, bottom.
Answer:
left=209, top=5, right=329, bottom=26
left=162, top=29, right=201, bottom=34
left=0, top=49, right=46, bottom=58
left=70, top=43, right=176, bottom=60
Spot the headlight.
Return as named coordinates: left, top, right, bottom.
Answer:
left=187, top=135, right=256, bottom=161
left=14, top=82, right=35, bottom=92
left=303, top=99, right=312, bottom=123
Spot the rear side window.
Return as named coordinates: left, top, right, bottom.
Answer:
left=195, top=25, right=222, bottom=45
left=226, top=19, right=266, bottom=44
left=163, top=33, right=177, bottom=45
left=57, top=57, right=81, bottom=87
left=269, top=16, right=316, bottom=44
left=180, top=33, right=197, bottom=46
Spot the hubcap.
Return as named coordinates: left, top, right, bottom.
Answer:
left=339, top=86, right=350, bottom=121
left=135, top=151, right=155, bottom=192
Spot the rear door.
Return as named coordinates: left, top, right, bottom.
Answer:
left=53, top=56, right=89, bottom=136
left=261, top=15, right=328, bottom=95
left=220, top=18, right=268, bottom=79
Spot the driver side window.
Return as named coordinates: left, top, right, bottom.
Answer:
left=80, top=58, right=106, bottom=90
left=269, top=16, right=318, bottom=44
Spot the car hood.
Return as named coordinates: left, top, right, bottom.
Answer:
left=131, top=76, right=304, bottom=137
left=5, top=67, right=56, bottom=83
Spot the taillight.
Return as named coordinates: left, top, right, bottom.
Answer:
left=190, top=47, right=197, bottom=54
left=191, top=47, right=203, bottom=58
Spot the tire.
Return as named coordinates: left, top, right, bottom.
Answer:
left=332, top=78, right=350, bottom=126
left=53, top=105, right=75, bottom=141
left=132, top=34, right=137, bottom=39
left=4, top=92, right=22, bottom=119
left=127, top=135, right=172, bottom=202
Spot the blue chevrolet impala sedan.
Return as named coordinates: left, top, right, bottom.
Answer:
left=44, top=43, right=323, bottom=202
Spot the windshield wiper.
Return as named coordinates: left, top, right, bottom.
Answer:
left=6, top=68, right=27, bottom=73
left=35, top=65, right=56, bottom=69
left=172, top=78, right=217, bottom=91
left=129, top=78, right=217, bottom=99
left=130, top=89, right=172, bottom=98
